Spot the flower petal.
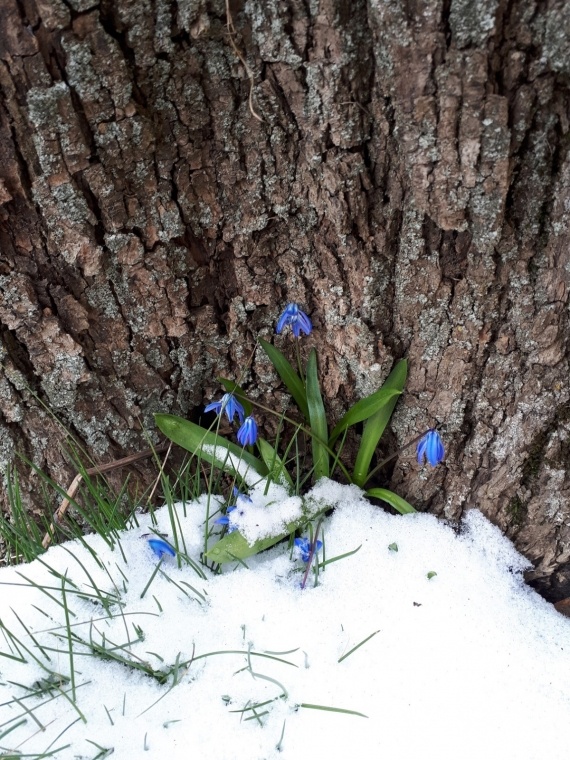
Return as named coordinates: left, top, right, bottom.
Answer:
left=237, top=416, right=258, bottom=446
left=417, top=430, right=445, bottom=467
left=147, top=538, right=176, bottom=558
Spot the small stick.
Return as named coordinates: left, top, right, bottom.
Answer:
left=42, top=444, right=169, bottom=549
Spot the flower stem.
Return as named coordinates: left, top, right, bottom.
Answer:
left=301, top=517, right=324, bottom=590
left=362, top=430, right=430, bottom=486
left=294, top=339, right=305, bottom=382
left=241, top=397, right=352, bottom=482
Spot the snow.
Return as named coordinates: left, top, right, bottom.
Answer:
left=1, top=480, right=569, bottom=760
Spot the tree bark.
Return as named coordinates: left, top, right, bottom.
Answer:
left=1, top=0, right=569, bottom=599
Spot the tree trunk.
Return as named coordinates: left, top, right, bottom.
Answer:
left=1, top=0, right=569, bottom=600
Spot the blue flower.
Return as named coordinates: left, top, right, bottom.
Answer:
left=416, top=429, right=445, bottom=467
left=237, top=415, right=258, bottom=446
left=232, top=486, right=252, bottom=503
left=215, top=506, right=238, bottom=532
left=204, top=393, right=245, bottom=424
left=276, top=303, right=312, bottom=338
left=294, top=536, right=323, bottom=563
left=147, top=537, right=176, bottom=559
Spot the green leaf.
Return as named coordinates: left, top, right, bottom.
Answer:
left=305, top=349, right=329, bottom=480
left=388, top=542, right=398, bottom=552
left=352, top=359, right=407, bottom=487
left=204, top=502, right=324, bottom=564
left=258, top=338, right=309, bottom=420
left=366, top=487, right=417, bottom=515
left=155, top=414, right=267, bottom=479
left=217, top=378, right=253, bottom=418
left=328, top=387, right=402, bottom=446
left=256, top=437, right=294, bottom=491
left=427, top=571, right=437, bottom=580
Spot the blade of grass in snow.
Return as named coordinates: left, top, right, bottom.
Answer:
left=9, top=693, right=45, bottom=731
left=276, top=720, right=286, bottom=752
left=60, top=577, right=76, bottom=703
left=317, top=544, right=362, bottom=569
left=43, top=716, right=82, bottom=755
left=0, top=716, right=27, bottom=739
left=192, top=649, right=298, bottom=668
left=139, top=559, right=164, bottom=599
left=9, top=609, right=51, bottom=662
left=298, top=702, right=368, bottom=718
left=58, top=545, right=116, bottom=615
left=230, top=697, right=284, bottom=714
left=11, top=574, right=75, bottom=616
left=337, top=630, right=380, bottom=663
left=86, top=738, right=114, bottom=758
left=366, top=487, right=417, bottom=514
left=158, top=568, right=204, bottom=603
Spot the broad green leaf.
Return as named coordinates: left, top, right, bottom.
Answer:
left=256, top=437, right=294, bottom=491
left=205, top=502, right=325, bottom=563
left=217, top=378, right=253, bottom=418
left=305, top=349, right=329, bottom=481
left=328, top=387, right=402, bottom=446
left=155, top=414, right=267, bottom=479
left=352, top=359, right=407, bottom=487
left=258, top=338, right=309, bottom=420
left=366, top=487, right=417, bottom=514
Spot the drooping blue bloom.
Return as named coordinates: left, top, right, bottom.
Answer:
left=147, top=537, right=176, bottom=558
left=237, top=415, right=258, bottom=446
left=204, top=393, right=245, bottom=424
left=276, top=303, right=312, bottom=338
left=416, top=429, right=445, bottom=467
left=215, top=506, right=238, bottom=532
left=232, top=486, right=252, bottom=503
left=294, top=536, right=323, bottom=563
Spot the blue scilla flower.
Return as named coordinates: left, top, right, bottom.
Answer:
left=417, top=429, right=445, bottom=467
left=232, top=486, right=252, bottom=503
left=276, top=303, right=312, bottom=338
left=204, top=393, right=245, bottom=424
left=237, top=415, right=258, bottom=446
left=215, top=506, right=238, bottom=532
left=294, top=536, right=323, bottom=563
left=147, top=537, right=176, bottom=559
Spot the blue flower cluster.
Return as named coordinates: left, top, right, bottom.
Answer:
left=215, top=488, right=252, bottom=533
left=205, top=392, right=258, bottom=447
left=204, top=304, right=311, bottom=448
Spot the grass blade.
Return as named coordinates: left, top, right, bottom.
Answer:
left=299, top=702, right=368, bottom=718
left=258, top=338, right=309, bottom=419
left=367, top=487, right=417, bottom=514
left=338, top=630, right=380, bottom=663
left=329, top=387, right=402, bottom=445
left=352, top=359, right=407, bottom=486
left=305, top=349, right=329, bottom=480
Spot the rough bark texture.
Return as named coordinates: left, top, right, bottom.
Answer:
left=1, top=0, right=569, bottom=599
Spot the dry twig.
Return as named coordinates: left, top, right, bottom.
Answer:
left=42, top=444, right=169, bottom=549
